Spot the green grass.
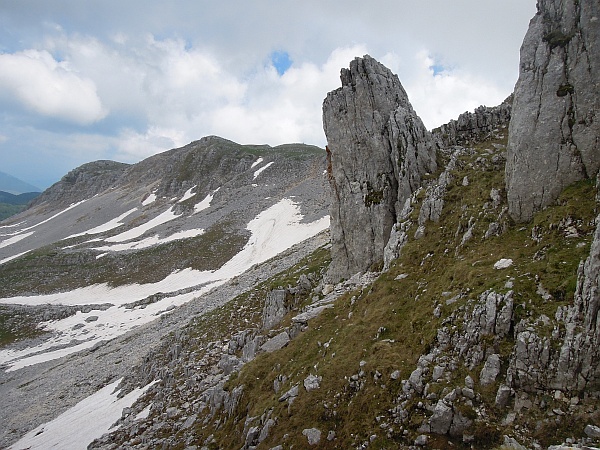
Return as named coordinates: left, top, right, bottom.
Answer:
left=0, top=306, right=47, bottom=348
left=186, top=133, right=597, bottom=449
left=0, top=221, right=248, bottom=297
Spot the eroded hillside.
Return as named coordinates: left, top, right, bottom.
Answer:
left=87, top=126, right=599, bottom=450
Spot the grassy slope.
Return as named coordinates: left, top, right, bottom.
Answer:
left=183, top=132, right=596, bottom=449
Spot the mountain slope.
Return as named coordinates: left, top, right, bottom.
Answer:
left=0, top=137, right=329, bottom=448
left=85, top=129, right=599, bottom=450
left=2, top=1, right=599, bottom=449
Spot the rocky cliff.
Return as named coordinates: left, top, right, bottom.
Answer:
left=323, top=55, right=438, bottom=281
left=506, top=0, right=600, bottom=222
left=433, top=97, right=512, bottom=148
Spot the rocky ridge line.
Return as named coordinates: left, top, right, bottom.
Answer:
left=432, top=97, right=512, bottom=148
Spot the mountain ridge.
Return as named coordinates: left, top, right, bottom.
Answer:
left=0, top=171, right=40, bottom=196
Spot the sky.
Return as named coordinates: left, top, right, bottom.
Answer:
left=0, top=1, right=537, bottom=190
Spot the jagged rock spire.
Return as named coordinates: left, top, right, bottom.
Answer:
left=506, top=0, right=600, bottom=222
left=323, top=55, right=437, bottom=281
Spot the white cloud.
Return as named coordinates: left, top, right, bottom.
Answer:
left=207, top=45, right=368, bottom=145
left=116, top=126, right=187, bottom=161
left=0, top=1, right=538, bottom=186
left=402, top=51, right=508, bottom=129
left=0, top=49, right=107, bottom=125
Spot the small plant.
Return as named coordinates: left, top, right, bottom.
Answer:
left=556, top=83, right=574, bottom=97
left=543, top=30, right=572, bottom=48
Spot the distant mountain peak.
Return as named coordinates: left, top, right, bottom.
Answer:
left=0, top=171, right=41, bottom=195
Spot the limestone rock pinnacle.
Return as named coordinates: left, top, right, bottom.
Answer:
left=323, top=55, right=437, bottom=281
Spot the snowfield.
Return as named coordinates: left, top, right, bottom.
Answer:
left=65, top=208, right=138, bottom=239
left=0, top=198, right=329, bottom=372
left=8, top=378, right=157, bottom=450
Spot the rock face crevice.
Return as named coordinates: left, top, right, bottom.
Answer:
left=506, top=0, right=600, bottom=222
left=323, top=55, right=437, bottom=281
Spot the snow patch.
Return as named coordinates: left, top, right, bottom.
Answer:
left=92, top=228, right=205, bottom=252
left=178, top=185, right=197, bottom=203
left=3, top=200, right=88, bottom=238
left=193, top=187, right=219, bottom=214
left=142, top=193, right=157, bottom=206
left=106, top=207, right=181, bottom=243
left=0, top=251, right=30, bottom=265
left=0, top=231, right=34, bottom=249
left=8, top=378, right=157, bottom=450
left=250, top=157, right=264, bottom=168
left=65, top=208, right=138, bottom=240
left=253, top=162, right=274, bottom=180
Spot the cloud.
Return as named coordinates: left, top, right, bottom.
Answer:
left=383, top=51, right=509, bottom=130
left=0, top=49, right=107, bottom=125
left=0, top=0, right=538, bottom=188
left=115, top=127, right=187, bottom=161
left=207, top=45, right=368, bottom=146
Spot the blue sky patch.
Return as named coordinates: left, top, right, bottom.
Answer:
left=270, top=51, right=292, bottom=75
left=430, top=63, right=445, bottom=76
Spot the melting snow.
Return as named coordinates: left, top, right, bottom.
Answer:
left=106, top=207, right=181, bottom=243
left=8, top=378, right=156, bottom=450
left=0, top=200, right=88, bottom=253
left=253, top=162, right=274, bottom=179
left=65, top=208, right=138, bottom=240
left=0, top=251, right=30, bottom=265
left=0, top=198, right=329, bottom=371
left=178, top=185, right=197, bottom=203
left=141, top=193, right=157, bottom=206
left=250, top=157, right=264, bottom=168
left=92, top=228, right=205, bottom=252
left=193, top=187, right=219, bottom=214
left=0, top=231, right=34, bottom=249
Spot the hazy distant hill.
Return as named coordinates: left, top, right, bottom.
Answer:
left=0, top=191, right=39, bottom=206
left=0, top=190, right=40, bottom=221
left=0, top=171, right=41, bottom=195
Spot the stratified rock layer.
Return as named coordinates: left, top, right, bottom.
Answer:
left=506, top=0, right=600, bottom=222
left=323, top=55, right=437, bottom=281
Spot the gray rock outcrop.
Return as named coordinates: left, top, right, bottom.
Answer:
left=506, top=0, right=600, bottom=222
left=433, top=98, right=512, bottom=147
left=323, top=55, right=437, bottom=281
left=31, top=160, right=129, bottom=208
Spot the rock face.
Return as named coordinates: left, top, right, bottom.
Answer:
left=323, top=55, right=437, bottom=281
left=506, top=0, right=600, bottom=222
left=433, top=98, right=512, bottom=147
left=31, top=160, right=129, bottom=208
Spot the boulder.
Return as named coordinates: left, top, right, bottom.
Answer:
left=302, top=428, right=321, bottom=445
left=261, top=332, right=290, bottom=353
